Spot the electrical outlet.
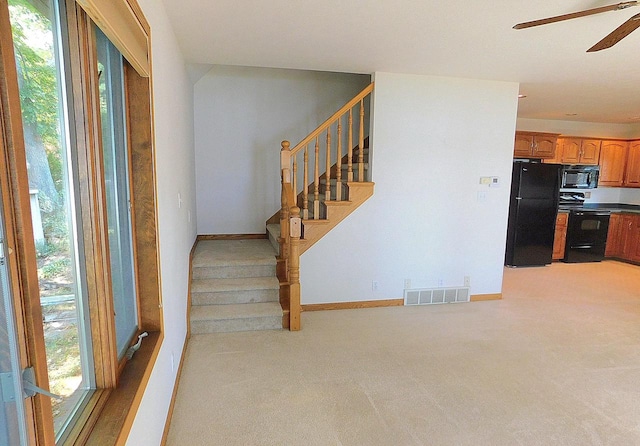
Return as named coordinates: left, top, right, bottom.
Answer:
left=372, top=281, right=379, bottom=291
left=404, top=279, right=411, bottom=289
left=464, top=276, right=470, bottom=287
left=438, top=278, right=443, bottom=287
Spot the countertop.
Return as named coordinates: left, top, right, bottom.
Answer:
left=558, top=203, right=640, bottom=214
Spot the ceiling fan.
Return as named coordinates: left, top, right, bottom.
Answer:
left=513, top=1, right=640, bottom=52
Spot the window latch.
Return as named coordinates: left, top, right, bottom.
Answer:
left=125, top=331, right=148, bottom=360
left=0, top=368, right=62, bottom=402
left=0, top=238, right=5, bottom=265
left=22, top=367, right=62, bottom=400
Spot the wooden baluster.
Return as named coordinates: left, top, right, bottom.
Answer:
left=358, top=99, right=365, bottom=182
left=314, top=137, right=320, bottom=219
left=347, top=109, right=354, bottom=182
left=325, top=128, right=331, bottom=201
left=288, top=206, right=302, bottom=331
left=336, top=118, right=342, bottom=201
left=303, top=146, right=309, bottom=219
left=292, top=156, right=298, bottom=206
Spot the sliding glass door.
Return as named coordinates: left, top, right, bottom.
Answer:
left=8, top=0, right=94, bottom=437
left=1, top=0, right=160, bottom=440
left=0, top=192, right=28, bottom=445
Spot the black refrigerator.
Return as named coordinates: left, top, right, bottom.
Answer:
left=505, top=161, right=562, bottom=267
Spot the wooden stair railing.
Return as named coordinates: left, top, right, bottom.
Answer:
left=277, top=82, right=374, bottom=331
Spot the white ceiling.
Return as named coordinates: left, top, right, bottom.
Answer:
left=163, top=0, right=640, bottom=124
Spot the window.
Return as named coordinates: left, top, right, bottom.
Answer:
left=0, top=0, right=162, bottom=443
left=95, top=25, right=139, bottom=360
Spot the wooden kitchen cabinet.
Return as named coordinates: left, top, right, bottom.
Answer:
left=580, top=140, right=601, bottom=164
left=623, top=140, right=640, bottom=187
left=599, top=140, right=628, bottom=187
left=559, top=138, right=601, bottom=165
left=514, top=132, right=558, bottom=159
left=544, top=139, right=563, bottom=164
left=605, top=213, right=622, bottom=257
left=619, top=215, right=636, bottom=260
left=552, top=212, right=568, bottom=260
left=559, top=138, right=581, bottom=163
left=606, top=213, right=640, bottom=261
left=630, top=220, right=640, bottom=262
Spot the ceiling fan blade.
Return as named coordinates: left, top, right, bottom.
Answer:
left=587, top=12, right=640, bottom=51
left=513, top=1, right=638, bottom=29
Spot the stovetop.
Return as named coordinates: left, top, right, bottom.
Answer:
left=558, top=191, right=586, bottom=210
left=558, top=192, right=611, bottom=215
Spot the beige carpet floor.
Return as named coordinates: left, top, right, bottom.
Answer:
left=167, top=260, right=640, bottom=445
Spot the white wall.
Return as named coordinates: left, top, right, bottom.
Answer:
left=125, top=1, right=196, bottom=444
left=300, top=72, right=519, bottom=303
left=194, top=66, right=370, bottom=234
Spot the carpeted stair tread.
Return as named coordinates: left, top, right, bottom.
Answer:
left=191, top=302, right=282, bottom=321
left=192, top=239, right=276, bottom=268
left=191, top=276, right=279, bottom=293
left=190, top=239, right=283, bottom=332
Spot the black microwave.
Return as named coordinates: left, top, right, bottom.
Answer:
left=562, top=165, right=599, bottom=189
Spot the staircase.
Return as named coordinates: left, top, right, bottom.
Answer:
left=267, top=143, right=371, bottom=255
left=189, top=82, right=375, bottom=334
left=274, top=83, right=375, bottom=331
left=190, top=239, right=282, bottom=334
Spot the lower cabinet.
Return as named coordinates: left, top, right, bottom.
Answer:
left=553, top=212, right=568, bottom=260
left=605, top=213, right=640, bottom=262
left=605, top=213, right=622, bottom=257
left=557, top=212, right=640, bottom=262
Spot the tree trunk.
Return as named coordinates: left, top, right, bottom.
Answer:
left=23, top=121, right=60, bottom=210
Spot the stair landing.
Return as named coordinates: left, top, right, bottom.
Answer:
left=190, top=239, right=282, bottom=334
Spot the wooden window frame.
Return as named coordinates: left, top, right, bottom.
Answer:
left=0, top=0, right=162, bottom=443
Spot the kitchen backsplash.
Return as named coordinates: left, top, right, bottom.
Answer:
left=578, top=187, right=640, bottom=205
left=619, top=188, right=640, bottom=205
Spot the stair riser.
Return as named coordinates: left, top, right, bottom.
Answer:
left=193, top=264, right=275, bottom=279
left=192, top=289, right=278, bottom=305
left=267, top=230, right=280, bottom=256
left=190, top=315, right=282, bottom=334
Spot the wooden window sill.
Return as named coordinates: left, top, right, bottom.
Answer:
left=68, top=331, right=163, bottom=445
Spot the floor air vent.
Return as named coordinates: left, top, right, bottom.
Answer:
left=404, top=287, right=470, bottom=305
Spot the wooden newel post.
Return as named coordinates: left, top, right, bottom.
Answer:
left=280, top=140, right=291, bottom=180
left=289, top=206, right=302, bottom=331
left=279, top=141, right=291, bottom=281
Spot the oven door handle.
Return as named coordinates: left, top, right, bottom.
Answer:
left=572, top=212, right=610, bottom=217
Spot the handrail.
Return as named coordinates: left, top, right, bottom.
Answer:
left=289, top=82, right=374, bottom=156
left=278, top=82, right=374, bottom=330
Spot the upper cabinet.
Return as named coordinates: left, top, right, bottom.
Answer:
left=599, top=140, right=628, bottom=187
left=624, top=140, right=640, bottom=187
left=558, top=138, right=601, bottom=165
left=515, top=132, right=640, bottom=189
left=514, top=132, right=558, bottom=159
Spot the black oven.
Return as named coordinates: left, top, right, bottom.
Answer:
left=563, top=210, right=610, bottom=263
